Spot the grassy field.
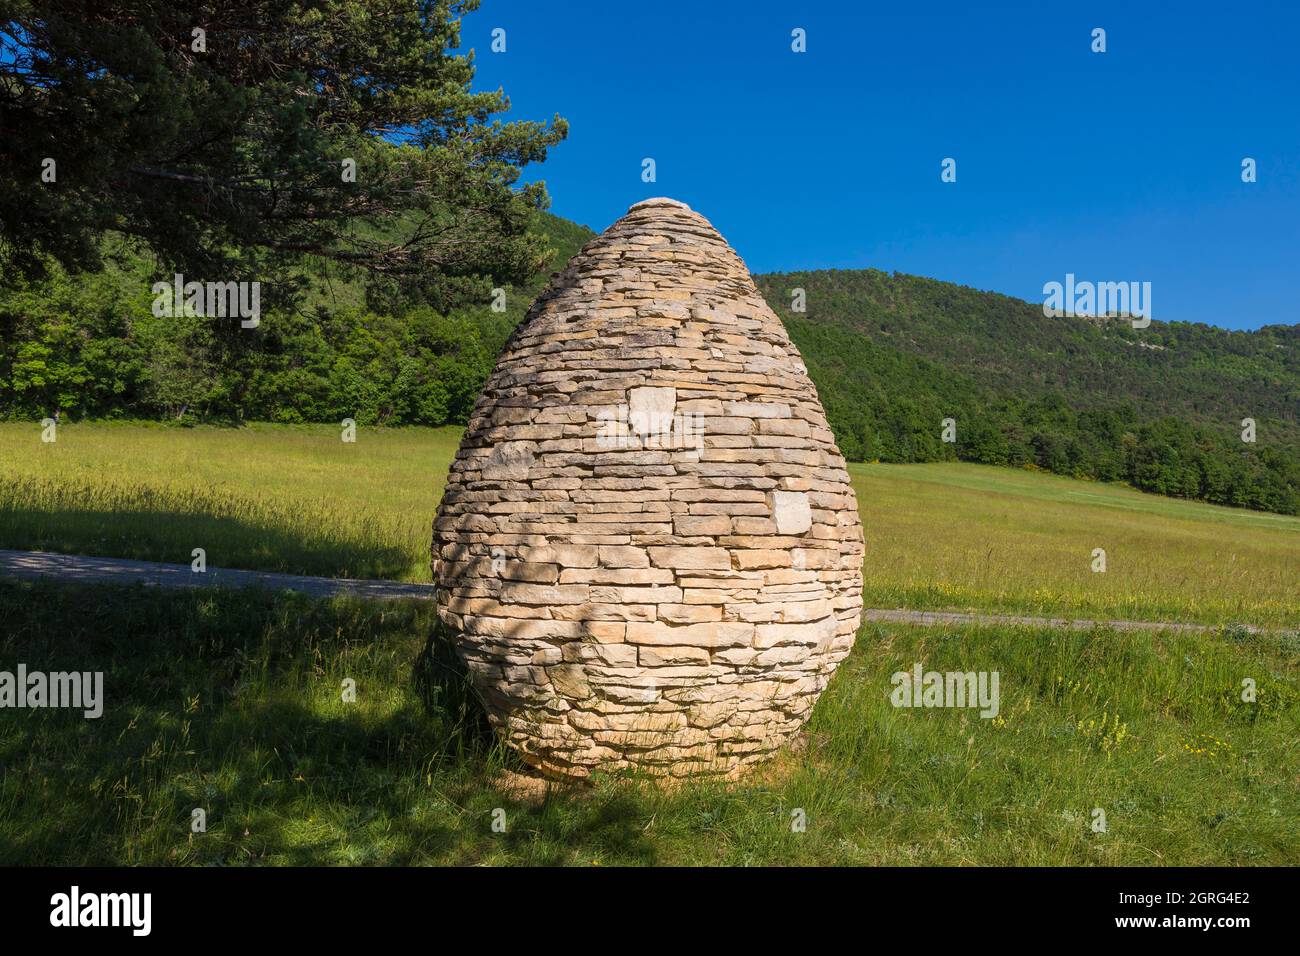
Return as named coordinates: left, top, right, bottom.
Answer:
left=1, top=422, right=1297, bottom=865
left=2, top=422, right=1296, bottom=627
left=854, top=462, right=1300, bottom=629
left=0, top=422, right=459, bottom=583
left=2, top=579, right=1296, bottom=865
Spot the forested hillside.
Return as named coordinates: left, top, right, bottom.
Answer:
left=0, top=212, right=592, bottom=429
left=2, top=216, right=1297, bottom=514
left=756, top=270, right=1299, bottom=514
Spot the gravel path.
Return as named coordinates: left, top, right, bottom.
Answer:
left=0, top=548, right=435, bottom=601
left=0, top=548, right=1278, bottom=635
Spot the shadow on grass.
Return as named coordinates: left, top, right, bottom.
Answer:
left=412, top=617, right=498, bottom=757
left=0, top=579, right=500, bottom=864
left=0, top=503, right=415, bottom=580
left=497, top=789, right=660, bottom=866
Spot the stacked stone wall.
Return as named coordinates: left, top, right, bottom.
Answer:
left=433, top=198, right=865, bottom=779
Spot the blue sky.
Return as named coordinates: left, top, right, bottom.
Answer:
left=469, top=0, right=1298, bottom=330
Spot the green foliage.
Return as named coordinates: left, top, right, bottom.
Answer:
left=0, top=211, right=1294, bottom=515
left=759, top=270, right=1300, bottom=515
left=0, top=212, right=592, bottom=425
left=0, top=0, right=567, bottom=304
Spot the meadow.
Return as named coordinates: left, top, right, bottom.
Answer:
left=0, top=422, right=460, bottom=583
left=1, top=422, right=1297, bottom=865
left=2, top=422, right=1296, bottom=628
left=853, top=462, right=1299, bottom=629
left=1, top=578, right=1295, bottom=865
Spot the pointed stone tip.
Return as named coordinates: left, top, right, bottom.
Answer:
left=628, top=197, right=692, bottom=214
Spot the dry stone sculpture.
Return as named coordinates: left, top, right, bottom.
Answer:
left=432, top=198, right=864, bottom=780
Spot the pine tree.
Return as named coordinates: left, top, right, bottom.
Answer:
left=0, top=1, right=567, bottom=308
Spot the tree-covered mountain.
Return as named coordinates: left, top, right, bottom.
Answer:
left=754, top=269, right=1299, bottom=514
left=0, top=211, right=591, bottom=428
left=2, top=215, right=1297, bottom=514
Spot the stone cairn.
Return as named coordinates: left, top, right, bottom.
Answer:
left=433, top=198, right=864, bottom=780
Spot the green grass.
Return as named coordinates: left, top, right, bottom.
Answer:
left=0, top=421, right=460, bottom=582
left=2, top=579, right=1295, bottom=865
left=853, top=462, right=1300, bottom=629
left=2, top=422, right=1296, bottom=628
left=1, top=422, right=1296, bottom=865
